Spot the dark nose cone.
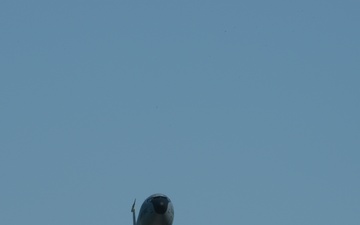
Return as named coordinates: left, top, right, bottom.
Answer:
left=151, top=197, right=169, bottom=214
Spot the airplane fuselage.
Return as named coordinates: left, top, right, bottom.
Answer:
left=133, top=194, right=174, bottom=225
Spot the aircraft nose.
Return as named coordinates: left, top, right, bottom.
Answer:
left=151, top=196, right=169, bottom=214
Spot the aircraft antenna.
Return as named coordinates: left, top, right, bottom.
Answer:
left=131, top=199, right=136, bottom=225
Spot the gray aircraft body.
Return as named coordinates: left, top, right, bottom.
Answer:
left=131, top=194, right=174, bottom=225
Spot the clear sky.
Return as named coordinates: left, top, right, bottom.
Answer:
left=1, top=1, right=359, bottom=225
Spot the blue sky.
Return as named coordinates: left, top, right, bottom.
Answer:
left=1, top=1, right=359, bottom=224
